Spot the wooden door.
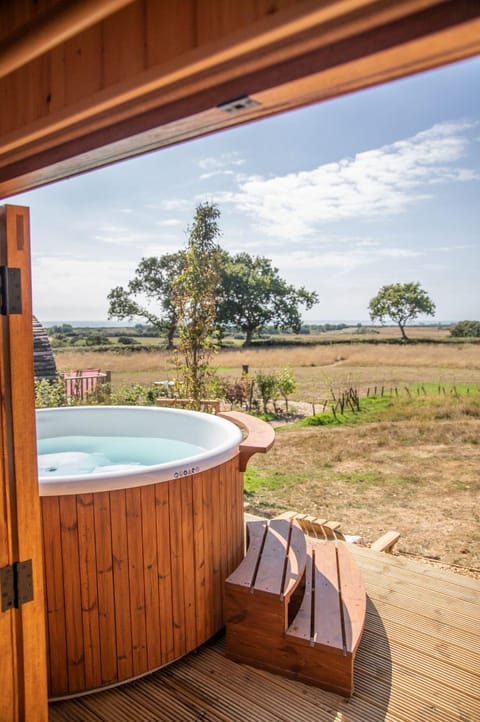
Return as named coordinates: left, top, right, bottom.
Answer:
left=0, top=205, right=48, bottom=721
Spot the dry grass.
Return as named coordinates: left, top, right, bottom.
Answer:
left=55, top=337, right=480, bottom=395
left=246, top=415, right=480, bottom=571
left=54, top=342, right=480, bottom=572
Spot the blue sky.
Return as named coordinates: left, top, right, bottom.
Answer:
left=7, top=55, right=480, bottom=323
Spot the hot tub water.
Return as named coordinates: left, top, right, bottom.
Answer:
left=37, top=434, right=205, bottom=476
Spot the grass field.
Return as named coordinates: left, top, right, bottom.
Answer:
left=53, top=331, right=480, bottom=573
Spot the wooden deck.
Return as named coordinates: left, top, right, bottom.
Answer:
left=49, top=541, right=480, bottom=722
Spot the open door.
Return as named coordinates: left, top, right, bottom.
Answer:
left=0, top=205, right=48, bottom=721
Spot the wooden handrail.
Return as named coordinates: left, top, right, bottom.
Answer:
left=219, top=410, right=275, bottom=471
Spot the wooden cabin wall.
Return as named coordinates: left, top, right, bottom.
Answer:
left=0, top=0, right=302, bottom=137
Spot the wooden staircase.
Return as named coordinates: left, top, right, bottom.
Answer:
left=224, top=517, right=366, bottom=697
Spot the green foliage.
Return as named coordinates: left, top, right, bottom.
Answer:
left=108, top=384, right=157, bottom=405
left=296, top=384, right=480, bottom=428
left=117, top=335, right=139, bottom=345
left=217, top=253, right=318, bottom=346
left=35, top=377, right=68, bottom=408
left=368, top=282, right=435, bottom=340
left=254, top=370, right=278, bottom=414
left=276, top=367, right=296, bottom=412
left=35, top=376, right=158, bottom=408
left=108, top=252, right=184, bottom=349
left=173, top=203, right=222, bottom=405
left=450, top=320, right=480, bottom=338
left=85, top=334, right=110, bottom=346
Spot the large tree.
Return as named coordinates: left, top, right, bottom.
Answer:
left=218, top=253, right=318, bottom=346
left=368, top=282, right=435, bottom=340
left=107, top=253, right=184, bottom=349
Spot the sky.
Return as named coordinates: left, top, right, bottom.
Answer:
left=6, top=55, right=480, bottom=324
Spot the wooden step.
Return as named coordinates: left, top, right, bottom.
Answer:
left=224, top=518, right=307, bottom=639
left=285, top=541, right=366, bottom=696
left=224, top=522, right=366, bottom=697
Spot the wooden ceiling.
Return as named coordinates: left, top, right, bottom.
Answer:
left=0, top=0, right=479, bottom=199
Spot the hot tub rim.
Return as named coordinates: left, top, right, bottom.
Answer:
left=36, top=405, right=243, bottom=496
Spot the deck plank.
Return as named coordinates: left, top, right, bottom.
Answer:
left=49, top=533, right=480, bottom=722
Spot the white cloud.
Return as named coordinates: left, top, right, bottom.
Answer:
left=200, top=169, right=235, bottom=180
left=156, top=219, right=182, bottom=226
left=32, top=256, right=136, bottom=319
left=223, top=121, right=479, bottom=240
left=145, top=199, right=190, bottom=211
left=198, top=152, right=245, bottom=172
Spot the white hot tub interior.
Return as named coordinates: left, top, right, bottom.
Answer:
left=36, top=406, right=242, bottom=495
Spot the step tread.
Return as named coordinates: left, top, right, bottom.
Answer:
left=287, top=542, right=366, bottom=654
left=225, top=518, right=306, bottom=601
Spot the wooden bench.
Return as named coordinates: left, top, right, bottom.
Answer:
left=285, top=541, right=366, bottom=696
left=224, top=517, right=366, bottom=697
left=224, top=518, right=307, bottom=646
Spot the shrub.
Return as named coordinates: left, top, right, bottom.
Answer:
left=220, top=376, right=252, bottom=409
left=254, top=371, right=278, bottom=414
left=450, top=320, right=480, bottom=337
left=117, top=335, right=139, bottom=345
left=35, top=377, right=68, bottom=407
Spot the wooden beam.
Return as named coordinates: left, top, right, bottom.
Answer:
left=0, top=0, right=479, bottom=198
left=0, top=0, right=136, bottom=79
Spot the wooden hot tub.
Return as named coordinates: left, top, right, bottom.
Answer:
left=37, top=407, right=273, bottom=698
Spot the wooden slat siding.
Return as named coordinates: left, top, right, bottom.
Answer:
left=168, top=476, right=187, bottom=659
left=235, top=462, right=246, bottom=570
left=180, top=476, right=197, bottom=651
left=217, top=461, right=229, bottom=612
left=58, top=496, right=85, bottom=693
left=41, top=496, right=68, bottom=696
left=63, top=24, right=104, bottom=107
left=47, top=44, right=66, bottom=114
left=337, top=543, right=366, bottom=654
left=211, top=466, right=224, bottom=631
left=76, top=494, right=102, bottom=690
left=224, top=460, right=233, bottom=576
left=125, top=487, right=147, bottom=676
left=93, top=491, right=117, bottom=686
left=140, top=485, right=161, bottom=672
left=192, top=473, right=207, bottom=646
left=102, top=2, right=146, bottom=86
left=233, top=459, right=245, bottom=572
left=200, top=470, right=216, bottom=640
left=154, top=481, right=174, bottom=664
left=42, top=465, right=246, bottom=698
left=109, top=489, right=133, bottom=681
left=146, top=0, right=196, bottom=68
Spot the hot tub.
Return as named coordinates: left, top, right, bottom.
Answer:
left=37, top=406, right=274, bottom=699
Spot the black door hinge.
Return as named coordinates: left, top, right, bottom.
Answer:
left=1, top=560, right=33, bottom=611
left=0, top=266, right=22, bottom=315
